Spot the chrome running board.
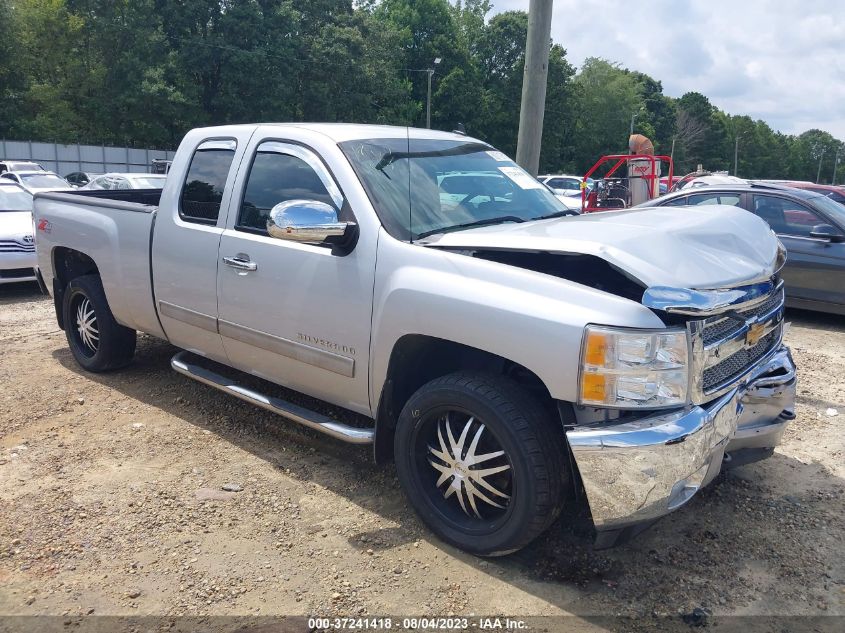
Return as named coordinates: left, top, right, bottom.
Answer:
left=170, top=351, right=374, bottom=445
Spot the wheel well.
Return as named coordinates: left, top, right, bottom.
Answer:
left=374, top=335, right=555, bottom=463
left=51, top=248, right=99, bottom=329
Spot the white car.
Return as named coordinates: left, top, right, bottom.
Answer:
left=0, top=170, right=72, bottom=194
left=0, top=181, right=36, bottom=285
left=673, top=174, right=748, bottom=190
left=0, top=161, right=46, bottom=173
left=539, top=174, right=590, bottom=195
left=539, top=174, right=592, bottom=210
left=83, top=173, right=167, bottom=190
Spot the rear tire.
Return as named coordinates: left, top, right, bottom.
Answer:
left=394, top=372, right=566, bottom=556
left=63, top=274, right=136, bottom=372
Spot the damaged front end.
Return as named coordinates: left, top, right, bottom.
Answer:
left=567, top=276, right=796, bottom=548
left=425, top=207, right=794, bottom=546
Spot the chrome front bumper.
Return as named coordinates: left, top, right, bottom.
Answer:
left=566, top=345, right=795, bottom=541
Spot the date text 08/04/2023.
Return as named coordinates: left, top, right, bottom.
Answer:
left=306, top=617, right=529, bottom=630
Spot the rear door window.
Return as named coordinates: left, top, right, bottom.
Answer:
left=179, top=139, right=237, bottom=225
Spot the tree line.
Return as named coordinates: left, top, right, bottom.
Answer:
left=1, top=0, right=842, bottom=182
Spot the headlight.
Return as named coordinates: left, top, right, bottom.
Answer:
left=579, top=325, right=689, bottom=408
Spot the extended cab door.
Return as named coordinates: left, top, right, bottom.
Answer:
left=151, top=131, right=252, bottom=362
left=216, top=130, right=377, bottom=415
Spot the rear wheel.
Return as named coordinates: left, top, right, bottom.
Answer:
left=394, top=372, right=566, bottom=556
left=63, top=274, right=136, bottom=372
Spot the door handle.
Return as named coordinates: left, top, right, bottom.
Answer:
left=222, top=256, right=258, bottom=272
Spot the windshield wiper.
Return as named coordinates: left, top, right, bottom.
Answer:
left=533, top=209, right=578, bottom=220
left=417, top=215, right=525, bottom=239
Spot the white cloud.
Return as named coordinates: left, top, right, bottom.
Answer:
left=487, top=0, right=845, bottom=139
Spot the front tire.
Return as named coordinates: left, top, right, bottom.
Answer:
left=394, top=372, right=566, bottom=556
left=63, top=274, right=136, bottom=372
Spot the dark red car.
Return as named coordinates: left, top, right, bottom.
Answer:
left=776, top=182, right=845, bottom=206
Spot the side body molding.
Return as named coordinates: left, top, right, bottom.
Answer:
left=159, top=301, right=355, bottom=378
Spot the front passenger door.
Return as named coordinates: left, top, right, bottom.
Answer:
left=750, top=194, right=845, bottom=305
left=216, top=139, right=376, bottom=415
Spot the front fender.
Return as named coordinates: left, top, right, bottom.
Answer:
left=369, top=232, right=665, bottom=407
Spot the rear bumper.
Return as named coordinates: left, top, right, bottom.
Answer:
left=566, top=345, right=795, bottom=544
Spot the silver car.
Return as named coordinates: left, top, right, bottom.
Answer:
left=0, top=170, right=72, bottom=194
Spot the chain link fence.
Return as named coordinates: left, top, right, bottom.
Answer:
left=1, top=139, right=176, bottom=176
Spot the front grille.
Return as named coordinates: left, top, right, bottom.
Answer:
left=702, top=329, right=779, bottom=391
left=702, top=289, right=784, bottom=346
left=0, top=240, right=35, bottom=253
left=0, top=267, right=36, bottom=279
left=689, top=284, right=785, bottom=401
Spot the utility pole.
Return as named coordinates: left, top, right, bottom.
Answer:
left=515, top=0, right=553, bottom=176
left=816, top=148, right=825, bottom=184
left=425, top=57, right=441, bottom=129
left=833, top=145, right=841, bottom=185
left=733, top=132, right=749, bottom=177
left=734, top=136, right=739, bottom=177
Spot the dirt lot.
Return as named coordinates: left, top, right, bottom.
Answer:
left=1, top=281, right=843, bottom=630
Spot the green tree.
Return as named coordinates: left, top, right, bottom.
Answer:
left=791, top=129, right=842, bottom=183
left=571, top=58, right=643, bottom=172
left=673, top=92, right=730, bottom=173
left=375, top=0, right=466, bottom=128
left=2, top=0, right=842, bottom=180
left=0, top=0, right=25, bottom=135
left=627, top=71, right=675, bottom=154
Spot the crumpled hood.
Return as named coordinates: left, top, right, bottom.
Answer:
left=0, top=211, right=34, bottom=240
left=427, top=205, right=780, bottom=289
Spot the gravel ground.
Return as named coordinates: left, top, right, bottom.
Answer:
left=0, top=281, right=843, bottom=630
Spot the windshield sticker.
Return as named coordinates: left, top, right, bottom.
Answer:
left=486, top=150, right=511, bottom=162
left=498, top=166, right=544, bottom=190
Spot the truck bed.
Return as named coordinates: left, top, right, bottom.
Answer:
left=39, top=187, right=163, bottom=208
left=33, top=188, right=165, bottom=339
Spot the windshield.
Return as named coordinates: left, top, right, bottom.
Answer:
left=20, top=174, right=67, bottom=188
left=0, top=186, right=33, bottom=211
left=129, top=176, right=166, bottom=189
left=339, top=137, right=568, bottom=240
left=809, top=193, right=845, bottom=226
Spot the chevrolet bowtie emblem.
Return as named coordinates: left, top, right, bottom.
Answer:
left=745, top=322, right=766, bottom=346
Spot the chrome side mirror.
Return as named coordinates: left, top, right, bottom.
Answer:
left=267, top=200, right=354, bottom=245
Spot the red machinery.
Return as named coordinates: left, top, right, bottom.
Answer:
left=581, top=154, right=673, bottom=213
left=580, top=135, right=674, bottom=213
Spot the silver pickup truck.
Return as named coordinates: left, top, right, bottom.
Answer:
left=33, top=124, right=796, bottom=555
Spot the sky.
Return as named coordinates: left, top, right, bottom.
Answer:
left=489, top=0, right=845, bottom=140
